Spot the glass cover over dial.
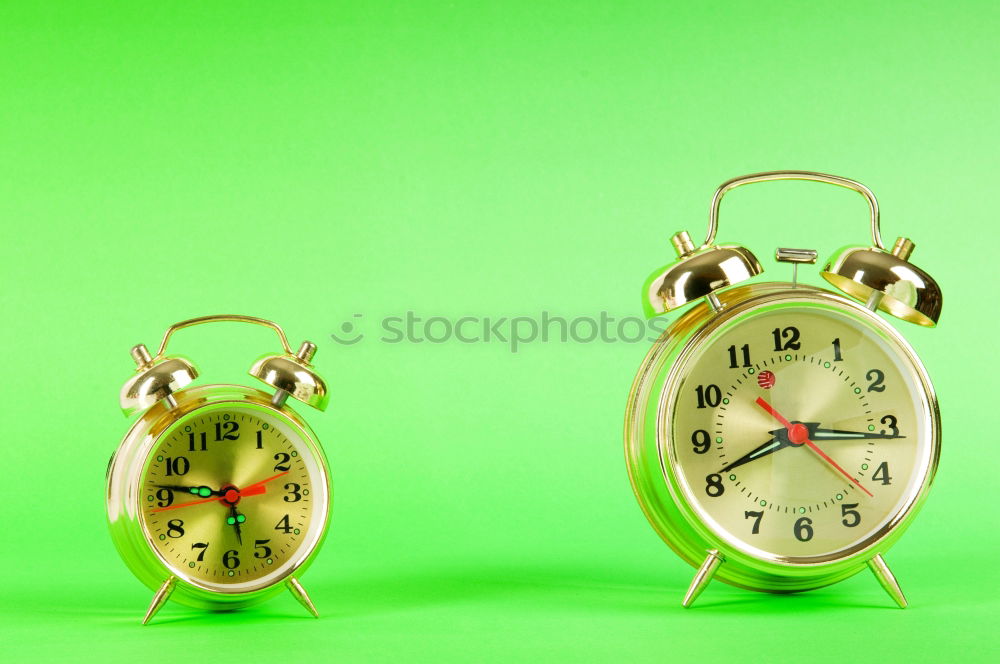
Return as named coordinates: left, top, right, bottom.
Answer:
left=138, top=404, right=324, bottom=591
left=668, top=304, right=933, bottom=562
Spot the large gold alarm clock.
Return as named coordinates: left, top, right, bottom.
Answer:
left=625, top=171, right=942, bottom=607
left=106, top=315, right=332, bottom=624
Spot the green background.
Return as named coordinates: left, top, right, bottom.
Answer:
left=2, top=2, right=997, bottom=661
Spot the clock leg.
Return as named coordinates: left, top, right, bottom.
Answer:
left=682, top=549, right=724, bottom=608
left=868, top=554, right=908, bottom=608
left=142, top=576, right=176, bottom=625
left=286, top=576, right=320, bottom=618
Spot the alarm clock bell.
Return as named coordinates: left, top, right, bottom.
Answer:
left=642, top=171, right=942, bottom=329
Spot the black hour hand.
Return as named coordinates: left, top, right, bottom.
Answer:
left=807, top=426, right=905, bottom=441
left=154, top=484, right=224, bottom=497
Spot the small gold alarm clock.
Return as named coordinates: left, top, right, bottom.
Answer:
left=107, top=315, right=332, bottom=624
left=625, top=171, right=942, bottom=608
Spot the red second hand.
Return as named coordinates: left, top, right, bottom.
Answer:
left=754, top=397, right=874, bottom=498
left=150, top=471, right=290, bottom=512
left=150, top=494, right=219, bottom=513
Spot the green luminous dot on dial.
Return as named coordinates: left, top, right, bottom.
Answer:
left=759, top=500, right=766, bottom=507
left=156, top=456, right=163, bottom=462
left=869, top=425, right=876, bottom=431
left=824, top=362, right=831, bottom=368
left=862, top=463, right=869, bottom=470
left=748, top=368, right=755, bottom=374
left=716, top=437, right=723, bottom=444
left=729, top=474, right=736, bottom=481
left=236, top=514, right=246, bottom=523
left=228, top=570, right=235, bottom=576
left=146, top=495, right=153, bottom=501
left=226, top=517, right=235, bottom=525
left=188, top=562, right=195, bottom=568
left=266, top=558, right=273, bottom=565
left=722, top=398, right=730, bottom=405
left=302, top=489, right=310, bottom=496
left=291, top=451, right=298, bottom=457
left=854, top=387, right=862, bottom=394
left=799, top=507, right=806, bottom=514
left=158, top=534, right=166, bottom=540
left=784, top=354, right=791, bottom=361
left=836, top=493, right=844, bottom=500
left=293, top=528, right=300, bottom=535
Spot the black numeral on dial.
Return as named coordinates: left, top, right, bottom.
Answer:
left=691, top=430, right=711, bottom=455
left=215, top=421, right=240, bottom=441
left=867, top=369, right=886, bottom=392
left=793, top=516, right=813, bottom=542
left=155, top=488, right=174, bottom=507
left=191, top=542, right=209, bottom=561
left=164, top=456, right=189, bottom=476
left=872, top=462, right=892, bottom=485
left=744, top=510, right=763, bottom=534
left=727, top=344, right=751, bottom=368
left=167, top=519, right=185, bottom=538
left=188, top=432, right=207, bottom=452
left=283, top=483, right=302, bottom=502
left=256, top=430, right=264, bottom=450
left=274, top=514, right=293, bottom=534
left=222, top=549, right=240, bottom=569
left=841, top=503, right=861, bottom=527
left=254, top=539, right=272, bottom=559
left=705, top=473, right=725, bottom=497
left=695, top=384, right=722, bottom=408
left=832, top=338, right=843, bottom=362
left=772, top=326, right=801, bottom=351
left=879, top=415, right=899, bottom=437
left=273, top=452, right=291, bottom=472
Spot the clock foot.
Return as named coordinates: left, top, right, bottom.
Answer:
left=287, top=576, right=319, bottom=618
left=682, top=549, right=724, bottom=608
left=142, top=576, right=176, bottom=625
left=868, top=554, right=907, bottom=608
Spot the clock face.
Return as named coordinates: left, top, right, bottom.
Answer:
left=137, top=404, right=328, bottom=591
left=667, top=302, right=935, bottom=563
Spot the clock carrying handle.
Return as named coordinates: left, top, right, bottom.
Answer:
left=154, top=315, right=294, bottom=358
left=703, top=170, right=884, bottom=251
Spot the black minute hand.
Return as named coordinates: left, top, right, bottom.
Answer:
left=720, top=437, right=790, bottom=472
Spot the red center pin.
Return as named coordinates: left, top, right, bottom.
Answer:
left=757, top=370, right=776, bottom=389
